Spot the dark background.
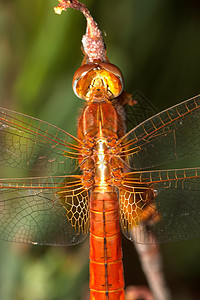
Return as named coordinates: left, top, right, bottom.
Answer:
left=0, top=0, right=200, bottom=299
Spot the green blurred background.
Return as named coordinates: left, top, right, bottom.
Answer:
left=0, top=0, right=200, bottom=299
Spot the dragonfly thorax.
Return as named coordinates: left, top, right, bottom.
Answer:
left=80, top=137, right=124, bottom=191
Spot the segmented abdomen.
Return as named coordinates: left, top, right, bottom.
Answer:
left=89, top=188, right=125, bottom=300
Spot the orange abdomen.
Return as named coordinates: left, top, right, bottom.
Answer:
left=89, top=189, right=125, bottom=300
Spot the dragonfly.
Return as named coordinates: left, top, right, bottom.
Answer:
left=0, top=1, right=200, bottom=299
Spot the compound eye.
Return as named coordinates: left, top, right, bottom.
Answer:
left=73, top=64, right=95, bottom=84
left=99, top=62, right=123, bottom=99
left=100, top=62, right=123, bottom=81
left=72, top=62, right=124, bottom=100
left=72, top=63, right=96, bottom=99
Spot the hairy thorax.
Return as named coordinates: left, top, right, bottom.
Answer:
left=77, top=101, right=125, bottom=191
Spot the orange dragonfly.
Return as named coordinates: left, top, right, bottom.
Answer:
left=0, top=1, right=200, bottom=299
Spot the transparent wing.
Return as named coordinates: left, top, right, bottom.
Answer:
left=124, top=91, right=158, bottom=132
left=0, top=176, right=89, bottom=245
left=119, top=95, right=200, bottom=170
left=119, top=168, right=200, bottom=244
left=0, top=107, right=82, bottom=174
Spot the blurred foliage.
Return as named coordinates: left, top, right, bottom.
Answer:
left=0, top=0, right=200, bottom=299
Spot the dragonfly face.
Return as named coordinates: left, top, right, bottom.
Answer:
left=73, top=62, right=123, bottom=101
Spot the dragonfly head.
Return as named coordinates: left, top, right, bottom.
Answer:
left=72, top=62, right=124, bottom=102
